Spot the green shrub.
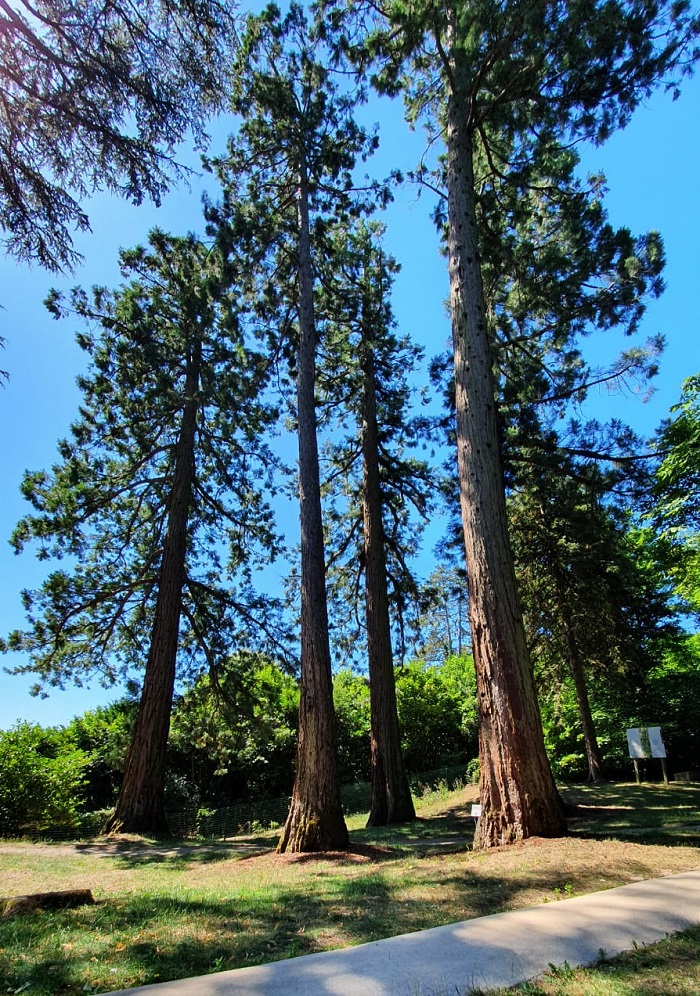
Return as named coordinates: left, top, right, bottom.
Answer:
left=466, top=756, right=480, bottom=784
left=0, top=722, right=88, bottom=834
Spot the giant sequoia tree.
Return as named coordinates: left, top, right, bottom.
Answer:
left=0, top=0, right=236, bottom=270
left=477, top=145, right=669, bottom=785
left=208, top=3, right=385, bottom=851
left=322, top=0, right=698, bottom=846
left=319, top=222, right=429, bottom=825
left=4, top=231, right=280, bottom=834
left=430, top=151, right=670, bottom=798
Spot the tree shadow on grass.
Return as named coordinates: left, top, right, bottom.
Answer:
left=74, top=837, right=276, bottom=868
left=0, top=860, right=606, bottom=995
left=539, top=924, right=700, bottom=996
left=561, top=781, right=700, bottom=815
left=77, top=813, right=477, bottom=870
left=355, top=805, right=476, bottom=854
left=6, top=784, right=699, bottom=994
left=274, top=842, right=398, bottom=865
left=568, top=825, right=700, bottom=848
left=561, top=782, right=700, bottom=846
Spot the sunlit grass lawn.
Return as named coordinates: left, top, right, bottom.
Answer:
left=1, top=781, right=700, bottom=995
left=478, top=925, right=700, bottom=996
left=563, top=781, right=700, bottom=838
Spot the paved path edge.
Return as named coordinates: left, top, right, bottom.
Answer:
left=99, top=869, right=700, bottom=996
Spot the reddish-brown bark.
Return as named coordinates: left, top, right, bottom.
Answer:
left=445, top=12, right=566, bottom=847
left=360, top=321, right=415, bottom=828
left=104, top=340, right=201, bottom=836
left=278, top=160, right=348, bottom=853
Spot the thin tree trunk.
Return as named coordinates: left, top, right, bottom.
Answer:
left=539, top=504, right=606, bottom=784
left=550, top=563, right=606, bottom=783
left=457, top=591, right=463, bottom=655
left=444, top=599, right=454, bottom=656
left=104, top=340, right=201, bottom=835
left=360, top=303, right=415, bottom=828
left=278, top=160, right=348, bottom=853
left=561, top=615, right=606, bottom=782
left=445, top=15, right=566, bottom=848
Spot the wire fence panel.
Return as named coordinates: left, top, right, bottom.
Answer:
left=1, top=764, right=469, bottom=843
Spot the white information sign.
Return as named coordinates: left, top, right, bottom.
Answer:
left=627, top=726, right=666, bottom=759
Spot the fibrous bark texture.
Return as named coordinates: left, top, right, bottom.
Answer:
left=445, top=25, right=566, bottom=848
left=361, top=323, right=415, bottom=827
left=278, top=164, right=348, bottom=852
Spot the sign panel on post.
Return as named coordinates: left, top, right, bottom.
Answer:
left=627, top=727, right=666, bottom=759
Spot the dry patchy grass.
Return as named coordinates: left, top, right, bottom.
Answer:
left=1, top=781, right=700, bottom=995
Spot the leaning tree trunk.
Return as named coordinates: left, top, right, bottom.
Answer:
left=554, top=590, right=606, bottom=783
left=104, top=341, right=201, bottom=836
left=540, top=504, right=606, bottom=784
left=445, top=19, right=566, bottom=848
left=562, top=616, right=606, bottom=782
left=278, top=160, right=348, bottom=853
left=360, top=315, right=415, bottom=828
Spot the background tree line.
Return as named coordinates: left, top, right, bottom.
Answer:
left=0, top=654, right=477, bottom=835
left=3, top=621, right=700, bottom=837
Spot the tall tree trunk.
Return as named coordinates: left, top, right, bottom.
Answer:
left=104, top=340, right=201, bottom=836
left=360, top=309, right=415, bottom=828
left=278, top=160, right=348, bottom=853
left=445, top=17, right=566, bottom=848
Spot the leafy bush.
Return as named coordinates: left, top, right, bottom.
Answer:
left=0, top=722, right=88, bottom=834
left=466, top=757, right=480, bottom=784
left=167, top=657, right=300, bottom=807
left=334, top=670, right=371, bottom=783
left=65, top=699, right=136, bottom=809
left=333, top=657, right=478, bottom=782
left=395, top=655, right=477, bottom=772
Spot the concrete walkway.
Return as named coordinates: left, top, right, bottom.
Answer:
left=101, top=869, right=700, bottom=996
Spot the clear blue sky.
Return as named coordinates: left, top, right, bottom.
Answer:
left=1, top=69, right=698, bottom=730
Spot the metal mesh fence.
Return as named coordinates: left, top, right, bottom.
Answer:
left=4, top=798, right=293, bottom=843
left=3, top=763, right=469, bottom=843
left=168, top=796, right=292, bottom=840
